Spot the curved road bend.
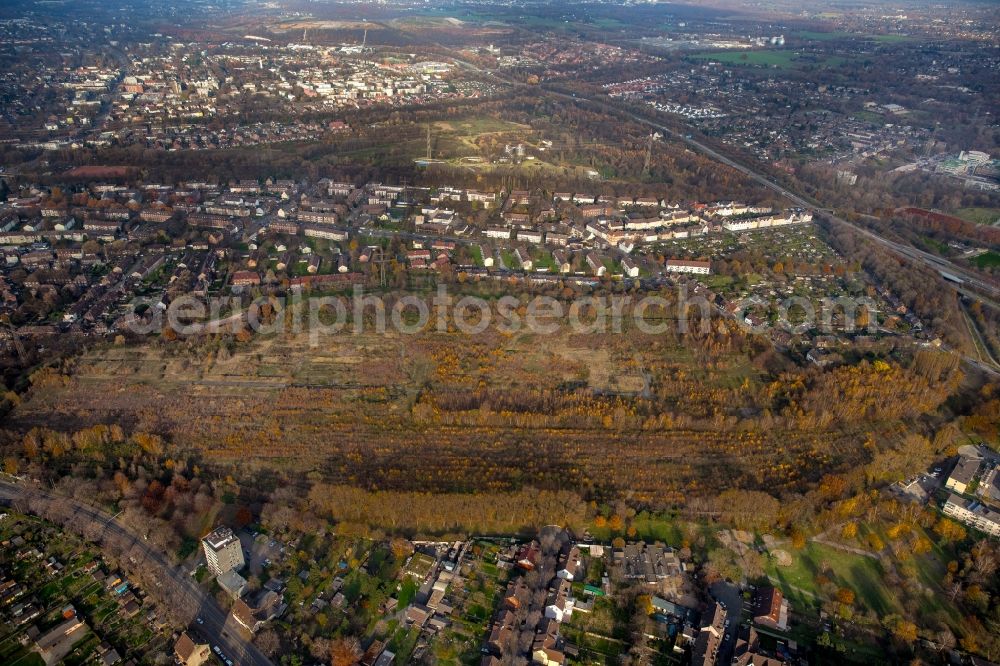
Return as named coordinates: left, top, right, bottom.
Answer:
left=444, top=48, right=998, bottom=305
left=553, top=90, right=1000, bottom=305
left=0, top=480, right=272, bottom=666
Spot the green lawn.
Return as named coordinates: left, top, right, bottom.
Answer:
left=397, top=578, right=418, bottom=607
left=972, top=251, right=1000, bottom=269
left=765, top=541, right=897, bottom=615
left=629, top=513, right=684, bottom=544
left=920, top=236, right=949, bottom=255
left=690, top=50, right=798, bottom=69
left=868, top=34, right=912, bottom=43
left=793, top=30, right=854, bottom=41
left=469, top=245, right=484, bottom=267
left=532, top=252, right=557, bottom=272
left=955, top=207, right=1000, bottom=226
left=9, top=652, right=45, bottom=666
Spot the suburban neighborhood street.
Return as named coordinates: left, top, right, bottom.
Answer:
left=0, top=479, right=273, bottom=666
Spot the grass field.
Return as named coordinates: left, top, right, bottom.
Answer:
left=765, top=521, right=962, bottom=635
left=955, top=207, right=1000, bottom=226
left=868, top=34, right=912, bottom=43
left=434, top=117, right=530, bottom=139
left=588, top=512, right=684, bottom=544
left=793, top=30, right=854, bottom=41
left=690, top=49, right=852, bottom=70
left=766, top=541, right=898, bottom=615
left=972, top=251, right=1000, bottom=269
left=690, top=50, right=799, bottom=68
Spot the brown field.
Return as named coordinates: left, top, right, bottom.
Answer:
left=270, top=20, right=384, bottom=32
left=64, top=166, right=135, bottom=179
left=7, top=318, right=940, bottom=506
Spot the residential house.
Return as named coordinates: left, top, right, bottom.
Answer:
left=943, top=494, right=1000, bottom=537
left=515, top=541, right=540, bottom=570
left=514, top=247, right=533, bottom=271
left=665, top=259, right=711, bottom=275
left=752, top=587, right=788, bottom=631
left=485, top=226, right=511, bottom=240
left=732, top=627, right=783, bottom=666
left=585, top=253, right=606, bottom=277
left=217, top=570, right=248, bottom=599
left=302, top=224, right=349, bottom=241
left=476, top=244, right=494, bottom=267
left=544, top=578, right=575, bottom=622
left=552, top=250, right=571, bottom=274
left=517, top=230, right=543, bottom=244
left=508, top=190, right=532, bottom=206
left=946, top=456, right=981, bottom=494
left=556, top=546, right=581, bottom=581
left=531, top=617, right=565, bottom=666
left=691, top=602, right=726, bottom=666
left=231, top=590, right=286, bottom=633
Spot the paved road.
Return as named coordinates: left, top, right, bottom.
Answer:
left=444, top=47, right=999, bottom=307
left=710, top=581, right=744, bottom=665
left=531, top=84, right=1000, bottom=306
left=0, top=480, right=273, bottom=666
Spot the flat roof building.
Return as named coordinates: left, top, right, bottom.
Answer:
left=202, top=526, right=245, bottom=576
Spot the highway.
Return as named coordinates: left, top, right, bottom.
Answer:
left=442, top=47, right=999, bottom=308
left=0, top=479, right=273, bottom=666
left=543, top=88, right=1000, bottom=307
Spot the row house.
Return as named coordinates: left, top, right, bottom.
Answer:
left=517, top=230, right=543, bottom=244
left=329, top=182, right=354, bottom=197
left=586, top=253, right=606, bottom=277
left=229, top=180, right=260, bottom=194
left=430, top=187, right=463, bottom=204
left=231, top=271, right=260, bottom=288
left=269, top=220, right=300, bottom=235
left=508, top=190, right=532, bottom=206
left=545, top=232, right=570, bottom=247
left=660, top=210, right=697, bottom=225
left=302, top=225, right=349, bottom=242
left=484, top=226, right=511, bottom=240
left=665, top=259, right=711, bottom=275
left=139, top=208, right=173, bottom=223
left=502, top=211, right=531, bottom=225
left=83, top=219, right=122, bottom=239
left=84, top=206, right=131, bottom=221
left=466, top=190, right=496, bottom=208
left=624, top=218, right=663, bottom=231
left=186, top=213, right=230, bottom=230
left=552, top=250, right=571, bottom=274
left=513, top=247, right=533, bottom=271
left=204, top=205, right=251, bottom=218
left=297, top=210, right=339, bottom=225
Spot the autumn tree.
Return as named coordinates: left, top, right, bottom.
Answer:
left=330, top=637, right=361, bottom=666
